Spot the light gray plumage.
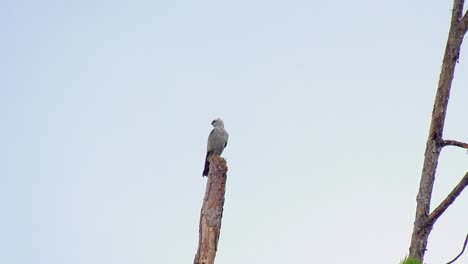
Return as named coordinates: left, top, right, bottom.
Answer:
left=203, top=118, right=229, bottom=177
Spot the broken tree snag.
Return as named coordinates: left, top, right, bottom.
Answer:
left=194, top=155, right=228, bottom=264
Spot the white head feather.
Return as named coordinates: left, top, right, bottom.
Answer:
left=211, top=118, right=224, bottom=128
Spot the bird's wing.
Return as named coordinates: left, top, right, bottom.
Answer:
left=207, top=129, right=216, bottom=151
left=223, top=128, right=228, bottom=147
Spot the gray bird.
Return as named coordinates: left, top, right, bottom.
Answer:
left=203, top=118, right=229, bottom=177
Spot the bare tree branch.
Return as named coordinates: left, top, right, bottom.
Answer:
left=408, top=1, right=468, bottom=261
left=429, top=171, right=468, bottom=224
left=441, top=139, right=468, bottom=149
left=446, top=233, right=468, bottom=264
left=453, top=0, right=465, bottom=22
left=460, top=10, right=468, bottom=35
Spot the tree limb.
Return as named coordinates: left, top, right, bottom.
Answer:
left=441, top=139, right=468, bottom=149
left=460, top=10, right=468, bottom=35
left=408, top=1, right=468, bottom=261
left=429, top=171, right=468, bottom=225
left=453, top=0, right=465, bottom=22
left=446, top=233, right=468, bottom=264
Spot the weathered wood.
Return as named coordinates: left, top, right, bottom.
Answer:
left=408, top=0, right=468, bottom=261
left=194, top=155, right=228, bottom=264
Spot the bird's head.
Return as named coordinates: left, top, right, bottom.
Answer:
left=211, top=118, right=224, bottom=128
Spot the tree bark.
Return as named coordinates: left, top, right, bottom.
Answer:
left=408, top=0, right=468, bottom=261
left=194, top=155, right=228, bottom=264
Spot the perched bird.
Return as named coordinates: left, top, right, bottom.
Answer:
left=203, top=118, right=229, bottom=177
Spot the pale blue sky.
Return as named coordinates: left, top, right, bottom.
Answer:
left=1, top=0, right=467, bottom=263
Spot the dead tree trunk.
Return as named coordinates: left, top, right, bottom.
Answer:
left=194, top=155, right=228, bottom=264
left=408, top=0, right=468, bottom=262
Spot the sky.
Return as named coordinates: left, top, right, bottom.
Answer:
left=1, top=0, right=468, bottom=263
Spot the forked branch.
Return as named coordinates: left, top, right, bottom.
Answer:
left=429, top=171, right=468, bottom=224
left=452, top=0, right=465, bottom=25
left=408, top=0, right=468, bottom=261
left=461, top=10, right=468, bottom=34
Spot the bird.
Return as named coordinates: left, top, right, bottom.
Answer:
left=203, top=118, right=229, bottom=177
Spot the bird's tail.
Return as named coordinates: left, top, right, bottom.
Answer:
left=202, top=152, right=211, bottom=177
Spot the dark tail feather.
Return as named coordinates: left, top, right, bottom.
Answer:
left=202, top=152, right=211, bottom=177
